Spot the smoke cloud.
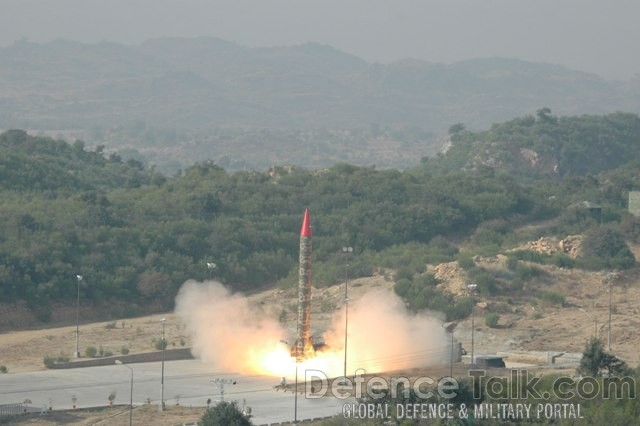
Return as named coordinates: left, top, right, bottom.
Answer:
left=175, top=280, right=450, bottom=378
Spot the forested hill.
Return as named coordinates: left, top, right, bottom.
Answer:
left=423, top=110, right=640, bottom=178
left=0, top=129, right=161, bottom=192
left=2, top=112, right=640, bottom=324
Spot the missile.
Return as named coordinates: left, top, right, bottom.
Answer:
left=295, top=208, right=315, bottom=361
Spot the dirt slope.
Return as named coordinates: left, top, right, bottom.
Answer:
left=1, top=256, right=639, bottom=374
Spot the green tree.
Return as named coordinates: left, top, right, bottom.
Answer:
left=579, top=337, right=629, bottom=377
left=581, top=226, right=635, bottom=269
left=199, top=401, right=252, bottom=426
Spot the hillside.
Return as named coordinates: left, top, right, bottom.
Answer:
left=2, top=38, right=640, bottom=171
left=3, top=114, right=640, bottom=332
left=3, top=248, right=640, bottom=375
left=426, top=110, right=640, bottom=178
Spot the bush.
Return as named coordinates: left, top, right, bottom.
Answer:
left=457, top=255, right=475, bottom=270
left=538, top=290, right=565, bottom=306
left=581, top=226, right=635, bottom=269
left=513, top=263, right=544, bottom=281
left=120, top=346, right=130, bottom=355
left=509, top=250, right=548, bottom=263
left=469, top=269, right=498, bottom=295
left=485, top=313, right=500, bottom=328
left=154, top=338, right=167, bottom=351
left=620, top=215, right=640, bottom=243
left=199, top=401, right=252, bottom=426
left=549, top=253, right=574, bottom=268
left=43, top=353, right=69, bottom=368
left=85, top=346, right=97, bottom=358
left=44, top=355, right=55, bottom=369
left=0, top=365, right=7, bottom=373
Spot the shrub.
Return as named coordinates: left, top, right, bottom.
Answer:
left=85, top=346, right=97, bottom=358
left=485, top=313, right=500, bottom=328
left=514, top=263, right=544, bottom=281
left=44, top=355, right=55, bottom=369
left=0, top=365, right=7, bottom=373
left=199, top=401, right=252, bottom=426
left=319, top=297, right=335, bottom=313
left=105, top=321, right=117, bottom=329
left=549, top=253, right=574, bottom=268
left=581, top=226, right=635, bottom=269
left=509, top=250, right=547, bottom=263
left=538, top=290, right=565, bottom=306
left=43, top=353, right=68, bottom=368
left=457, top=255, right=475, bottom=270
left=154, top=338, right=167, bottom=351
left=506, top=256, right=518, bottom=271
left=120, top=346, right=130, bottom=355
left=620, top=216, right=640, bottom=243
left=469, top=269, right=498, bottom=295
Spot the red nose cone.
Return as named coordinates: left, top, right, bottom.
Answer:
left=300, top=208, right=312, bottom=237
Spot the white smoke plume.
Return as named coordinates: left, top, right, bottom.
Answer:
left=175, top=280, right=451, bottom=377
left=324, top=290, right=451, bottom=374
left=174, top=280, right=286, bottom=371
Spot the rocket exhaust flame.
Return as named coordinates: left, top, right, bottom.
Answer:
left=174, top=209, right=450, bottom=379
left=175, top=281, right=450, bottom=379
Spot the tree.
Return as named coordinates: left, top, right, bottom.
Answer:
left=581, top=226, right=635, bottom=269
left=579, top=337, right=629, bottom=376
left=448, top=122, right=466, bottom=136
left=199, top=401, right=252, bottom=426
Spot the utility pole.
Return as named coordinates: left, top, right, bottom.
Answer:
left=608, top=278, right=612, bottom=350
left=606, top=272, right=616, bottom=351
left=467, top=283, right=478, bottom=368
left=342, top=246, right=353, bottom=381
left=212, top=378, right=236, bottom=403
left=75, top=275, right=83, bottom=358
left=160, top=317, right=166, bottom=412
left=450, top=331, right=454, bottom=377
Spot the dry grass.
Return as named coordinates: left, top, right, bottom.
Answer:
left=0, top=314, right=189, bottom=373
left=0, top=404, right=205, bottom=426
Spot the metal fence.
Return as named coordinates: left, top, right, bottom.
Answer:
left=0, top=403, right=41, bottom=417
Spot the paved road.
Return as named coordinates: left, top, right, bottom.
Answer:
left=0, top=359, right=351, bottom=424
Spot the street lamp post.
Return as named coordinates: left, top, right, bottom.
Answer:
left=467, top=283, right=478, bottom=368
left=160, top=317, right=166, bottom=412
left=75, top=275, right=83, bottom=358
left=280, top=339, right=299, bottom=423
left=115, top=360, right=133, bottom=426
left=450, top=331, right=454, bottom=378
left=294, top=359, right=299, bottom=424
left=342, top=246, right=353, bottom=381
left=207, top=262, right=216, bottom=281
left=605, top=272, right=616, bottom=351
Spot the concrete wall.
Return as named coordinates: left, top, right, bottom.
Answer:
left=50, top=348, right=194, bottom=369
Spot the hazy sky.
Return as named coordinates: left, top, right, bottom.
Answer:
left=1, top=0, right=638, bottom=80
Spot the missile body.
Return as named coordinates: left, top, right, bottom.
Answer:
left=296, top=208, right=315, bottom=361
